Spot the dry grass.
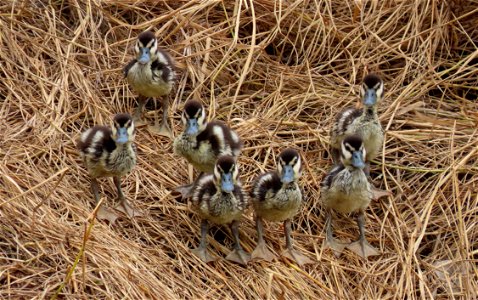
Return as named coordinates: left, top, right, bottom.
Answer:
left=1, top=0, right=477, bottom=299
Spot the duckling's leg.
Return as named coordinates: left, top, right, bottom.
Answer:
left=91, top=178, right=119, bottom=224
left=282, top=219, right=313, bottom=266
left=364, top=163, right=392, bottom=200
left=251, top=216, right=276, bottom=261
left=149, top=98, right=173, bottom=138
left=324, top=210, right=346, bottom=257
left=226, top=220, right=251, bottom=265
left=113, top=176, right=143, bottom=218
left=133, top=96, right=148, bottom=126
left=192, top=219, right=216, bottom=263
left=347, top=210, right=380, bottom=258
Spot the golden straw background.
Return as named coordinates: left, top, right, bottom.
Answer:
left=1, top=1, right=477, bottom=299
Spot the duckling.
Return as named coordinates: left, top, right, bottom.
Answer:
left=251, top=148, right=313, bottom=266
left=77, top=113, right=140, bottom=223
left=330, top=74, right=390, bottom=199
left=173, top=100, right=242, bottom=198
left=190, top=155, right=250, bottom=265
left=124, top=31, right=175, bottom=138
left=321, top=135, right=379, bottom=258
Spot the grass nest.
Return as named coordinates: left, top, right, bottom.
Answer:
left=1, top=0, right=477, bottom=299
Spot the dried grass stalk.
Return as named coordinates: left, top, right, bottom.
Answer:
left=1, top=0, right=477, bottom=299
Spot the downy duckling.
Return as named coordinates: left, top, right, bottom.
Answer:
left=77, top=113, right=140, bottom=223
left=330, top=74, right=390, bottom=199
left=173, top=100, right=242, bottom=198
left=124, top=31, right=175, bottom=137
left=321, top=135, right=379, bottom=258
left=251, top=148, right=313, bottom=266
left=190, top=155, right=250, bottom=265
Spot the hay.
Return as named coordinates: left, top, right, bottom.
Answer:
left=1, top=0, right=477, bottom=298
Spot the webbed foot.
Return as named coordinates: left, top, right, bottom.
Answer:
left=96, top=205, right=120, bottom=224
left=282, top=248, right=314, bottom=266
left=175, top=184, right=194, bottom=200
left=324, top=237, right=347, bottom=257
left=148, top=124, right=173, bottom=139
left=251, top=242, right=276, bottom=262
left=226, top=249, right=251, bottom=265
left=191, top=246, right=217, bottom=263
left=114, top=200, right=143, bottom=218
left=347, top=239, right=380, bottom=258
left=372, top=186, right=392, bottom=200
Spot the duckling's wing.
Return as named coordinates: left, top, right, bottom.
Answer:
left=191, top=175, right=216, bottom=207
left=251, top=172, right=282, bottom=202
left=150, top=50, right=175, bottom=83
left=123, top=59, right=137, bottom=78
left=77, top=126, right=115, bottom=160
left=321, top=165, right=345, bottom=189
left=331, top=107, right=362, bottom=137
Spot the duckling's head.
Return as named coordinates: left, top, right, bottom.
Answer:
left=360, top=74, right=384, bottom=107
left=341, top=135, right=366, bottom=169
left=135, top=31, right=158, bottom=65
left=277, top=148, right=302, bottom=184
left=111, top=113, right=135, bottom=144
left=214, top=155, right=238, bottom=193
left=181, top=100, right=207, bottom=136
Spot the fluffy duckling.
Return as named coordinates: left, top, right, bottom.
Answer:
left=330, top=74, right=384, bottom=163
left=77, top=113, right=140, bottom=223
left=173, top=100, right=242, bottom=197
left=330, top=74, right=390, bottom=199
left=124, top=31, right=175, bottom=137
left=190, top=155, right=250, bottom=265
left=251, top=149, right=313, bottom=266
left=321, top=135, right=379, bottom=258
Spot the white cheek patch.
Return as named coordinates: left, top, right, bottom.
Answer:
left=134, top=43, right=140, bottom=54
left=214, top=166, right=221, bottom=182
left=232, top=164, right=239, bottom=182
left=146, top=39, right=155, bottom=48
left=111, top=125, right=117, bottom=138
left=375, top=83, right=384, bottom=100
left=360, top=85, right=366, bottom=97
left=341, top=143, right=352, bottom=160
left=293, top=156, right=302, bottom=177
left=362, top=148, right=367, bottom=160
left=199, top=108, right=206, bottom=128
left=181, top=114, right=188, bottom=126
left=277, top=162, right=283, bottom=175
left=127, top=125, right=135, bottom=139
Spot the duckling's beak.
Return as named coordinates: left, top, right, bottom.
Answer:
left=352, top=151, right=365, bottom=169
left=186, top=118, right=199, bottom=135
left=116, top=127, right=129, bottom=144
left=138, top=47, right=151, bottom=64
left=281, top=165, right=295, bottom=184
left=221, top=172, right=234, bottom=193
left=363, top=89, right=377, bottom=107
